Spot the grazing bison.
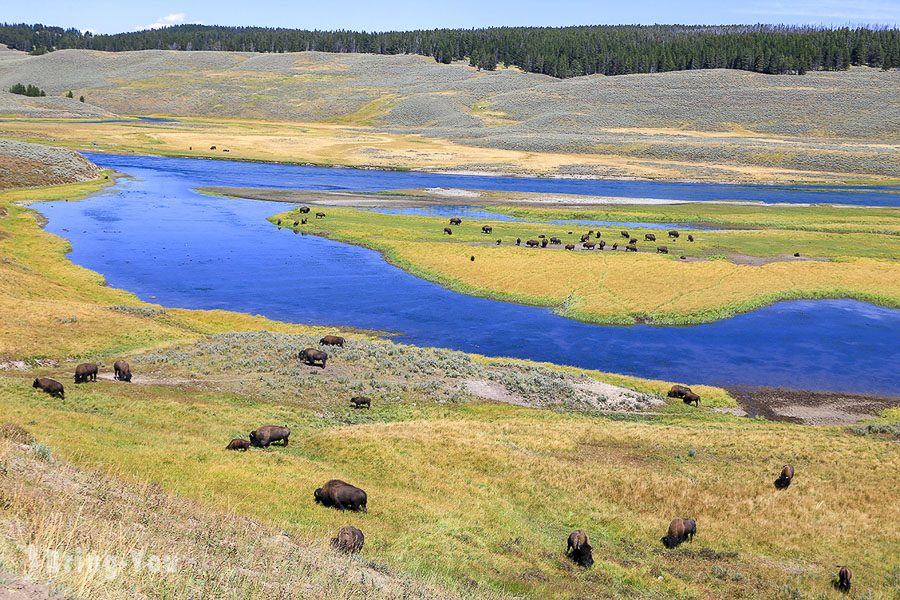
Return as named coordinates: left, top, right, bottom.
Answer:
left=276, top=219, right=282, bottom=226
left=449, top=217, right=462, bottom=225
left=299, top=348, right=328, bottom=368
left=293, top=220, right=299, bottom=227
left=645, top=233, right=657, bottom=241
left=482, top=225, right=493, bottom=234
left=113, top=360, right=132, bottom=382
left=515, top=238, right=521, bottom=246
left=299, top=207, right=311, bottom=214
left=550, top=237, right=561, bottom=244
left=580, top=234, right=591, bottom=243
left=612, top=243, right=618, bottom=250
left=331, top=526, right=365, bottom=554
left=315, top=212, right=326, bottom=219
left=32, top=378, right=64, bottom=399
left=350, top=396, right=372, bottom=409
left=662, top=518, right=693, bottom=548
left=582, top=242, right=596, bottom=249
left=301, top=218, right=307, bottom=225
left=210, top=145, right=217, bottom=150
left=566, top=530, right=594, bottom=568
left=226, top=438, right=250, bottom=451
left=775, top=464, right=795, bottom=489
left=496, top=239, right=502, bottom=245
left=620, top=230, right=630, bottom=238
left=629, top=237, right=638, bottom=245
left=598, top=240, right=606, bottom=250
left=74, top=363, right=98, bottom=384
left=793, top=252, right=801, bottom=257
left=657, top=246, right=669, bottom=254
left=470, top=256, right=475, bottom=262
left=669, top=230, right=680, bottom=238
left=595, top=231, right=602, bottom=239
left=565, top=244, right=575, bottom=250
left=526, top=239, right=541, bottom=248
left=443, top=227, right=453, bottom=235
left=320, top=335, right=345, bottom=347
left=314, top=480, right=368, bottom=512
left=682, top=391, right=701, bottom=406
left=249, top=425, right=290, bottom=448
left=688, top=234, right=694, bottom=242
left=541, top=238, right=548, bottom=248
left=667, top=384, right=692, bottom=399
left=625, top=243, right=638, bottom=252
left=835, top=566, right=852, bottom=593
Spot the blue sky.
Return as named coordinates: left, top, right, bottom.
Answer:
left=5, top=0, right=899, bottom=34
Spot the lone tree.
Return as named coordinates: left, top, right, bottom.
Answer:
left=66, top=90, right=73, bottom=98
left=79, top=95, right=85, bottom=102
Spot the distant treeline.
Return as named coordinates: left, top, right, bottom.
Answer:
left=1, top=22, right=898, bottom=78
left=8, top=82, right=45, bottom=97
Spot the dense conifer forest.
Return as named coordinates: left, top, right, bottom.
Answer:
left=1, top=22, right=897, bottom=77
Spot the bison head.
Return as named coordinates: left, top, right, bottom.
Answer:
left=661, top=535, right=679, bottom=549
left=249, top=431, right=258, bottom=445
left=32, top=378, right=40, bottom=388
left=314, top=488, right=323, bottom=503
left=574, top=543, right=594, bottom=568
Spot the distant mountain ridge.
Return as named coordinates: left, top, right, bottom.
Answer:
left=0, top=22, right=897, bottom=78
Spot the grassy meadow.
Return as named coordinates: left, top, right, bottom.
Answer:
left=271, top=204, right=900, bottom=325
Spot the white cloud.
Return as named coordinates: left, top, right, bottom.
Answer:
left=138, top=13, right=191, bottom=31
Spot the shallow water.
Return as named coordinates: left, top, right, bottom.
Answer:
left=35, top=154, right=900, bottom=395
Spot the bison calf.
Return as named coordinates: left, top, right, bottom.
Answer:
left=566, top=530, right=594, bottom=568
left=350, top=396, right=371, bottom=409
left=331, top=526, right=365, bottom=554
left=249, top=425, right=290, bottom=448
left=774, top=464, right=795, bottom=489
left=299, top=348, right=328, bottom=368
left=113, top=360, right=132, bottom=382
left=226, top=438, right=251, bottom=451
left=315, top=480, right=368, bottom=512
left=32, top=378, right=65, bottom=399
left=74, top=363, right=98, bottom=384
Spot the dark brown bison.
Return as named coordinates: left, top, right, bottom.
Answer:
left=667, top=384, right=692, bottom=399
left=515, top=238, right=521, bottom=245
left=612, top=243, right=618, bottom=250
left=226, top=438, right=251, bottom=451
left=299, top=207, right=311, bottom=214
left=320, top=335, right=345, bottom=347
left=470, top=256, right=475, bottom=261
left=550, top=237, right=561, bottom=244
left=210, top=145, right=217, bottom=150
left=598, top=240, right=606, bottom=250
left=482, top=225, right=493, bottom=234
left=526, top=239, right=540, bottom=247
left=301, top=218, right=308, bottom=225
left=277, top=219, right=282, bottom=226
left=249, top=425, right=290, bottom=448
left=657, top=246, right=669, bottom=254
left=661, top=517, right=695, bottom=548
left=113, top=360, right=132, bottom=382
left=582, top=242, right=596, bottom=249
left=314, top=480, right=368, bottom=512
left=669, top=230, right=680, bottom=238
left=316, top=212, right=326, bottom=219
left=299, top=348, right=328, bottom=368
left=32, top=377, right=64, bottom=399
left=74, top=363, right=98, bottom=384
left=621, top=231, right=629, bottom=238
left=794, top=252, right=801, bottom=257
left=293, top=220, right=299, bottom=227
left=629, top=237, right=638, bottom=245
left=541, top=238, right=548, bottom=248
left=775, top=464, right=795, bottom=489
left=566, top=530, right=594, bottom=568
left=580, top=234, right=591, bottom=243
left=625, top=244, right=638, bottom=252
left=687, top=234, right=694, bottom=242
left=645, top=233, right=657, bottom=241
left=449, top=217, right=462, bottom=225
left=682, top=391, right=701, bottom=406
left=331, top=526, right=365, bottom=554
left=835, top=566, right=852, bottom=593
left=444, top=227, right=453, bottom=235
left=496, top=239, right=502, bottom=245
left=565, top=244, right=575, bottom=250
left=595, top=231, right=602, bottom=239
left=350, top=396, right=371, bottom=409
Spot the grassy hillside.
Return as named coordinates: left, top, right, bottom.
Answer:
left=0, top=46, right=897, bottom=183
left=268, top=204, right=900, bottom=325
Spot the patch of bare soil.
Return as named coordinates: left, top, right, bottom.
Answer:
left=726, top=386, right=899, bottom=425
left=464, top=376, right=663, bottom=412
left=728, top=253, right=831, bottom=266
left=0, top=575, right=63, bottom=600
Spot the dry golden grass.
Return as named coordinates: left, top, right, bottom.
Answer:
left=0, top=116, right=890, bottom=184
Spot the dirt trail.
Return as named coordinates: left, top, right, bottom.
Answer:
left=726, top=386, right=899, bottom=425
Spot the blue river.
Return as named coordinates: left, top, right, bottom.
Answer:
left=35, top=153, right=900, bottom=395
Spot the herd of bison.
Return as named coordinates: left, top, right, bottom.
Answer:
left=28, top=335, right=853, bottom=592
